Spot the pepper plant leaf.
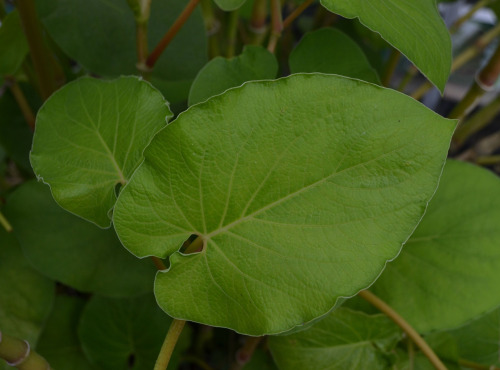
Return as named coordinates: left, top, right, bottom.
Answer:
left=371, top=160, right=500, bottom=332
left=320, top=0, right=452, bottom=92
left=189, top=45, right=278, bottom=106
left=114, top=74, right=455, bottom=335
left=30, top=76, right=172, bottom=227
left=268, top=308, right=401, bottom=370
left=289, top=28, right=380, bottom=84
left=5, top=181, right=156, bottom=298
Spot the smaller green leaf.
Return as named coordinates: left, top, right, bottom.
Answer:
left=78, top=294, right=190, bottom=370
left=268, top=308, right=401, bottom=370
left=447, top=307, right=500, bottom=367
left=188, top=45, right=278, bottom=106
left=0, top=227, right=54, bottom=348
left=0, top=10, right=29, bottom=75
left=5, top=181, right=156, bottom=298
left=37, top=295, right=95, bottom=370
left=213, top=0, right=247, bottom=11
left=30, top=76, right=172, bottom=227
left=289, top=28, right=380, bottom=84
left=320, top=0, right=452, bottom=91
left=372, top=160, right=500, bottom=332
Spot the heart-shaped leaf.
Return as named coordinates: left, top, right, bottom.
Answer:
left=371, top=160, right=500, bottom=332
left=268, top=308, right=401, bottom=370
left=30, top=76, right=172, bottom=227
left=37, top=295, right=94, bottom=370
left=114, top=74, right=455, bottom=335
left=5, top=181, right=156, bottom=298
left=320, top=0, right=452, bottom=92
left=289, top=28, right=380, bottom=84
left=189, top=45, right=278, bottom=106
left=78, top=294, right=190, bottom=370
left=0, top=228, right=54, bottom=352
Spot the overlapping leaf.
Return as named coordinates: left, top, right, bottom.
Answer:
left=320, top=0, right=452, bottom=91
left=5, top=181, right=156, bottom=298
left=189, top=45, right=278, bottom=106
left=30, top=76, right=172, bottom=227
left=114, top=74, right=455, bottom=335
left=269, top=308, right=401, bottom=370
left=0, top=10, right=29, bottom=76
left=372, top=160, right=500, bottom=332
left=289, top=28, right=380, bottom=84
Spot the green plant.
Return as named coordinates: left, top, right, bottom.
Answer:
left=1, top=0, right=500, bottom=369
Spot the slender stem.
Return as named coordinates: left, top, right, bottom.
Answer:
left=267, top=0, right=283, bottom=53
left=151, top=256, right=167, bottom=270
left=154, top=319, right=186, bottom=370
left=412, top=23, right=500, bottom=100
left=397, top=66, right=418, bottom=92
left=282, top=0, right=315, bottom=29
left=358, top=290, right=447, bottom=370
left=0, top=331, right=51, bottom=370
left=382, top=49, right=401, bottom=87
left=449, top=42, right=500, bottom=120
left=6, top=78, right=35, bottom=131
left=15, top=0, right=57, bottom=100
left=458, top=358, right=500, bottom=370
left=453, top=94, right=500, bottom=148
left=408, top=338, right=415, bottom=370
left=0, top=211, right=13, bottom=233
left=231, top=336, right=263, bottom=370
left=450, top=0, right=494, bottom=34
left=201, top=0, right=221, bottom=58
left=127, top=0, right=152, bottom=74
left=226, top=9, right=240, bottom=58
left=475, top=154, right=500, bottom=165
left=249, top=0, right=268, bottom=45
left=146, top=0, right=200, bottom=69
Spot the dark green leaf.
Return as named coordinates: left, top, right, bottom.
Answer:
left=289, top=28, right=380, bottom=84
left=0, top=10, right=29, bottom=75
left=5, top=181, right=156, bottom=298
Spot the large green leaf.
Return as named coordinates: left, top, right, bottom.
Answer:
left=30, top=76, right=172, bottom=227
left=114, top=74, right=455, bottom=335
left=320, top=0, right=451, bottom=92
left=188, top=45, right=278, bottom=106
left=268, top=308, right=401, bottom=370
left=0, top=10, right=29, bottom=75
left=372, top=160, right=500, bottom=332
left=446, top=307, right=500, bottom=367
left=289, top=28, right=380, bottom=84
left=214, top=0, right=247, bottom=11
left=5, top=181, right=156, bottom=298
left=35, top=0, right=207, bottom=104
left=37, top=295, right=94, bottom=370
left=0, top=227, right=54, bottom=361
left=78, top=294, right=190, bottom=370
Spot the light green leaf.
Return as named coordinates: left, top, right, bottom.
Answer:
left=35, top=0, right=207, bottom=104
left=0, top=10, right=29, bottom=76
left=372, top=160, right=500, bottom=332
left=214, top=0, right=247, bottom=11
left=78, top=294, right=190, bottom=370
left=320, top=0, right=452, bottom=92
left=114, top=74, right=455, bottom=335
left=37, top=295, right=95, bottom=370
left=268, top=308, right=401, bottom=370
left=30, top=76, right=172, bottom=227
left=447, top=307, right=500, bottom=367
left=189, top=45, right=278, bottom=106
left=5, top=181, right=156, bottom=298
left=289, top=28, right=380, bottom=84
left=0, top=228, right=54, bottom=356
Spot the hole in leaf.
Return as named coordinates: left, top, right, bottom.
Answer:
left=114, top=182, right=123, bottom=197
left=127, top=353, right=135, bottom=368
left=180, top=234, right=204, bottom=254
